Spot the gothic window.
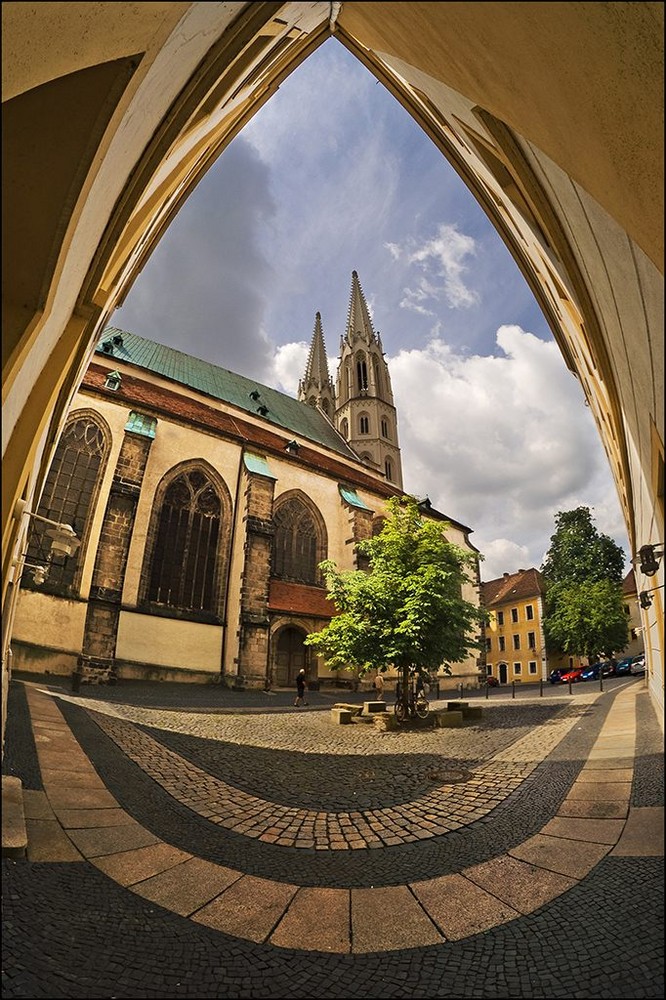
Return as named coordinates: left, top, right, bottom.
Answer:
left=373, top=357, right=382, bottom=394
left=381, top=418, right=389, bottom=438
left=385, top=458, right=393, bottom=481
left=22, top=413, right=108, bottom=595
left=359, top=415, right=369, bottom=434
left=356, top=357, right=369, bottom=392
left=340, top=418, right=349, bottom=438
left=146, top=468, right=221, bottom=613
left=272, top=496, right=325, bottom=585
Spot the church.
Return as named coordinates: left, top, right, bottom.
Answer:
left=10, top=272, right=482, bottom=692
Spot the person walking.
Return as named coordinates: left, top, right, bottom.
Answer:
left=294, top=668, right=308, bottom=707
left=374, top=672, right=385, bottom=700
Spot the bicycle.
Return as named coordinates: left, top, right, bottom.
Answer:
left=394, top=677, right=430, bottom=724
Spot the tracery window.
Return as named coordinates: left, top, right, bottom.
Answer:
left=381, top=418, right=389, bottom=438
left=359, top=415, right=369, bottom=434
left=146, top=469, right=221, bottom=612
left=272, top=497, right=324, bottom=585
left=385, top=458, right=393, bottom=481
left=357, top=357, right=369, bottom=392
left=22, top=414, right=108, bottom=594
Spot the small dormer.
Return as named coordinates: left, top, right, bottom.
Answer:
left=104, top=370, right=122, bottom=391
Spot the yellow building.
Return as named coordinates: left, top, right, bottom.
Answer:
left=481, top=568, right=584, bottom=685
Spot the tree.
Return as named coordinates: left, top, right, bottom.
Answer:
left=541, top=507, right=625, bottom=584
left=304, top=495, right=487, bottom=716
left=541, top=507, right=628, bottom=661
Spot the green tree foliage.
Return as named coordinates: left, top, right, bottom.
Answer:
left=541, top=506, right=625, bottom=584
left=544, top=579, right=629, bottom=661
left=541, top=507, right=628, bottom=660
left=304, top=495, right=488, bottom=710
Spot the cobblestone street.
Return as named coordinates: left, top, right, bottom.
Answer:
left=2, top=676, right=663, bottom=998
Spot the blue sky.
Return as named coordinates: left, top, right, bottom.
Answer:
left=113, top=39, right=629, bottom=581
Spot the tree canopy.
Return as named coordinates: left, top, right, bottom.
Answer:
left=540, top=506, right=625, bottom=584
left=541, top=506, right=628, bottom=660
left=304, top=496, right=487, bottom=689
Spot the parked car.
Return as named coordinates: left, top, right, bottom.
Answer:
left=601, top=660, right=616, bottom=677
left=485, top=675, right=500, bottom=687
left=549, top=668, right=565, bottom=684
left=630, top=654, right=646, bottom=675
left=615, top=656, right=634, bottom=676
left=560, top=668, right=584, bottom=684
left=580, top=662, right=603, bottom=681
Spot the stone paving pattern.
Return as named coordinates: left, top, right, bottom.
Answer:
left=2, top=677, right=663, bottom=998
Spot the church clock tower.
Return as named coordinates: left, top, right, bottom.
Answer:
left=334, top=271, right=403, bottom=488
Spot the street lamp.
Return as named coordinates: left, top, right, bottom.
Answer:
left=14, top=499, right=81, bottom=559
left=635, top=543, right=664, bottom=577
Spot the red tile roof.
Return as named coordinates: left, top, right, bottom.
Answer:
left=481, top=568, right=544, bottom=607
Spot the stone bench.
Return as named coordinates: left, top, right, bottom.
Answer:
left=434, top=710, right=464, bottom=728
left=331, top=708, right=353, bottom=725
left=447, top=701, right=483, bottom=721
left=363, top=701, right=389, bottom=715
left=332, top=703, right=363, bottom=717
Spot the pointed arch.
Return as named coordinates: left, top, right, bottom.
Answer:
left=21, top=408, right=112, bottom=596
left=139, top=460, right=232, bottom=618
left=272, top=490, right=327, bottom=585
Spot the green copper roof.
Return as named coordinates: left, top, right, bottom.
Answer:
left=339, top=485, right=373, bottom=510
left=97, top=328, right=359, bottom=459
left=244, top=453, right=276, bottom=478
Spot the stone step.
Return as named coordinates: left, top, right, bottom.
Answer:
left=2, top=775, right=27, bottom=859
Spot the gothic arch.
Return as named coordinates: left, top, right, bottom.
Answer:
left=22, top=408, right=112, bottom=597
left=272, top=490, right=327, bottom=586
left=139, top=459, right=232, bottom=619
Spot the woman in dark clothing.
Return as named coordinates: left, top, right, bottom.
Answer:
left=294, top=668, right=308, bottom=707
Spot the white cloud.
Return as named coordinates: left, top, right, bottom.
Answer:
left=388, top=325, right=629, bottom=578
left=390, top=223, right=480, bottom=311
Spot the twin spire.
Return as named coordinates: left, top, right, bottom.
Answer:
left=297, top=270, right=403, bottom=488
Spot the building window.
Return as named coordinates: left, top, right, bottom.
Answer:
left=499, top=636, right=506, bottom=652
left=514, top=662, right=522, bottom=675
left=511, top=607, right=518, bottom=623
left=526, top=604, right=534, bottom=620
left=569, top=657, right=574, bottom=668
left=528, top=631, right=536, bottom=649
left=359, top=415, right=369, bottom=434
left=272, top=496, right=325, bottom=585
left=384, top=458, right=392, bottom=481
left=497, top=611, right=504, bottom=626
left=22, top=413, right=109, bottom=595
left=381, top=418, right=389, bottom=438
left=340, top=418, right=348, bottom=438
left=147, top=469, right=221, bottom=613
left=513, top=634, right=520, bottom=650
left=528, top=661, right=538, bottom=674
left=487, top=665, right=493, bottom=676
left=486, top=637, right=492, bottom=651
left=357, top=358, right=369, bottom=392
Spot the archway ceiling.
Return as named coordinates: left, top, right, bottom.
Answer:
left=2, top=2, right=663, bottom=560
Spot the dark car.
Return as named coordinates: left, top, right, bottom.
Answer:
left=549, top=668, right=565, bottom=684
left=580, top=662, right=603, bottom=681
left=601, top=660, right=616, bottom=677
left=615, top=656, right=634, bottom=676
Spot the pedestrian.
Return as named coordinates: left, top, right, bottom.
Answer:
left=374, top=672, right=385, bottom=700
left=294, top=668, right=308, bottom=707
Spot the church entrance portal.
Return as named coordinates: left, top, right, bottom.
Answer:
left=274, top=627, right=308, bottom=689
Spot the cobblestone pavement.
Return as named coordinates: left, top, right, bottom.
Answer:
left=2, top=676, right=663, bottom=999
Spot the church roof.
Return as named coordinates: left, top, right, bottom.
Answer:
left=344, top=270, right=380, bottom=348
left=96, top=328, right=359, bottom=460
left=302, top=312, right=332, bottom=389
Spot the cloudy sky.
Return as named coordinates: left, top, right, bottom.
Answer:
left=113, top=39, right=629, bottom=581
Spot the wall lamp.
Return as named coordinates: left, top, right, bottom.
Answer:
left=634, top=543, right=664, bottom=577
left=639, top=584, right=664, bottom=610
left=285, top=440, right=300, bottom=454
left=14, top=500, right=81, bottom=558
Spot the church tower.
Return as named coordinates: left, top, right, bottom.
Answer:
left=334, top=271, right=403, bottom=488
left=297, top=311, right=335, bottom=420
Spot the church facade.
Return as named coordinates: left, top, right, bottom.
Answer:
left=11, top=273, right=482, bottom=691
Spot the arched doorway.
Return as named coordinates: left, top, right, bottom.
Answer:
left=498, top=662, right=508, bottom=685
left=274, top=626, right=309, bottom=689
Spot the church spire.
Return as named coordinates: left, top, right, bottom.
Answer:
left=344, top=270, right=378, bottom=348
left=298, top=311, right=335, bottom=419
left=334, top=270, right=403, bottom=489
